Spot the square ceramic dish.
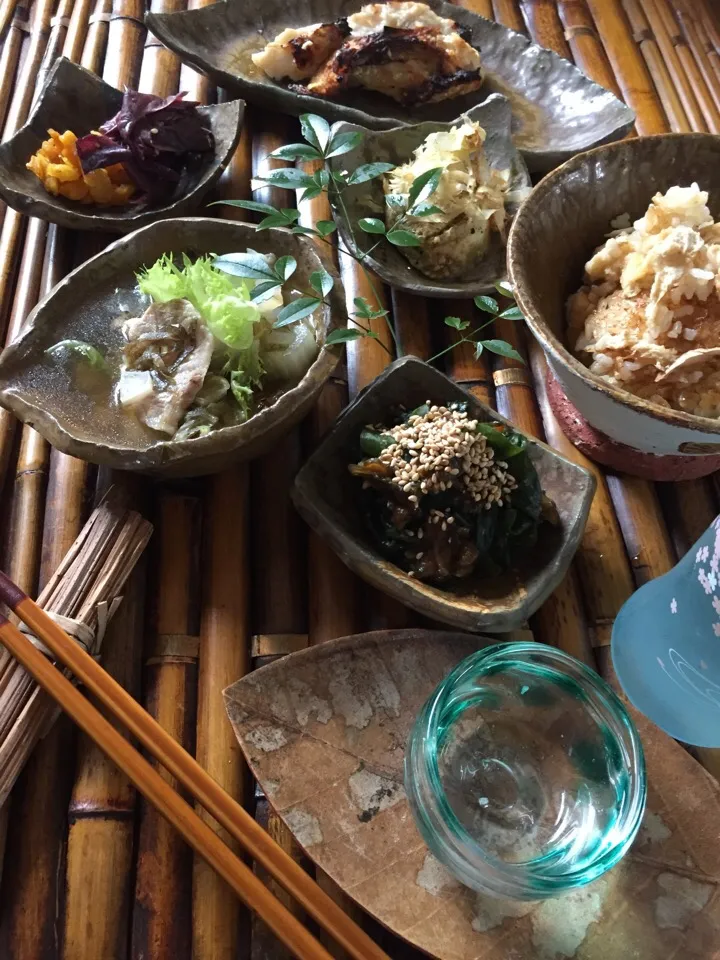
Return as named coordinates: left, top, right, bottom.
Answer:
left=292, top=356, right=595, bottom=631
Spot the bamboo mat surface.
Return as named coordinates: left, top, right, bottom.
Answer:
left=0, top=0, right=718, bottom=957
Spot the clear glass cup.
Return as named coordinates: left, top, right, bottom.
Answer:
left=405, top=642, right=646, bottom=900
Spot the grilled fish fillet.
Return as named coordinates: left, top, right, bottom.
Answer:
left=299, top=27, right=483, bottom=106
left=251, top=21, right=349, bottom=82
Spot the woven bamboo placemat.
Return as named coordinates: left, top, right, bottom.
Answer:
left=0, top=0, right=718, bottom=957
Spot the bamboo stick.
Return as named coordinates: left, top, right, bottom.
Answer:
left=0, top=0, right=27, bottom=135
left=193, top=468, right=250, bottom=960
left=503, top=0, right=638, bottom=661
left=671, top=0, right=720, bottom=126
left=138, top=0, right=184, bottom=98
left=0, top=0, right=18, bottom=41
left=79, top=0, right=110, bottom=72
left=438, top=299, right=493, bottom=406
left=697, top=0, right=720, bottom=91
left=102, top=0, right=145, bottom=90
left=556, top=0, right=625, bottom=100
left=248, top=114, right=313, bottom=956
left=62, top=561, right=146, bottom=960
left=56, top=17, right=144, bottom=950
left=585, top=0, right=669, bottom=133
left=638, top=0, right=708, bottom=131
left=518, top=0, right=572, bottom=59
left=296, top=143, right=369, bottom=960
left=131, top=494, right=200, bottom=960
left=179, top=0, right=215, bottom=102
left=621, top=0, right=690, bottom=132
left=0, top=241, right=92, bottom=956
left=458, top=0, right=493, bottom=18
left=492, top=0, right=525, bottom=33
left=63, top=0, right=93, bottom=63
left=393, top=290, right=431, bottom=361
left=34, top=0, right=75, bottom=96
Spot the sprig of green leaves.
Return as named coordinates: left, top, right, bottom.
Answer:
left=210, top=114, right=525, bottom=362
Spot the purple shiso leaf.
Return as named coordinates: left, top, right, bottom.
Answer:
left=75, top=133, right=131, bottom=173
left=76, top=88, right=214, bottom=203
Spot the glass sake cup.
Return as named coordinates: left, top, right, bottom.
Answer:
left=405, top=643, right=646, bottom=900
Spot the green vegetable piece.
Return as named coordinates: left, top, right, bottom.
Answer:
left=358, top=218, right=386, bottom=234
left=475, top=422, right=526, bottom=458
left=46, top=340, right=108, bottom=372
left=360, top=429, right=394, bottom=457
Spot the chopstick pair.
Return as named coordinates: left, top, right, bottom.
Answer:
left=0, top=571, right=389, bottom=960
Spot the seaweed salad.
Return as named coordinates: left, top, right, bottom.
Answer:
left=349, top=401, right=557, bottom=583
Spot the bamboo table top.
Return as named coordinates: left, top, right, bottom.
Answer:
left=0, top=0, right=719, bottom=958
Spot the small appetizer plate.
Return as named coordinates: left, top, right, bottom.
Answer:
left=292, top=356, right=595, bottom=632
left=0, top=218, right=342, bottom=478
left=327, top=94, right=530, bottom=298
left=0, top=58, right=244, bottom=233
left=145, top=0, right=634, bottom=172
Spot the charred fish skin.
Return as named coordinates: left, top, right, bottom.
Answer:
left=294, top=27, right=483, bottom=106
left=251, top=19, right=350, bottom=82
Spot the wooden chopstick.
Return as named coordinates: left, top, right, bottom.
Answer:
left=0, top=572, right=390, bottom=960
left=0, top=610, right=332, bottom=960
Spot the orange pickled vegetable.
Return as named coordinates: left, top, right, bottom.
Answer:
left=26, top=128, right=135, bottom=207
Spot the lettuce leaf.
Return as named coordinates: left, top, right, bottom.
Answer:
left=136, top=254, right=261, bottom=351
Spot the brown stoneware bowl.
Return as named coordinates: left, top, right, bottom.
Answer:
left=326, top=94, right=531, bottom=298
left=508, top=134, right=720, bottom=463
left=0, top=218, right=342, bottom=478
left=0, top=58, right=244, bottom=233
left=292, top=356, right=595, bottom=632
left=146, top=0, right=633, bottom=173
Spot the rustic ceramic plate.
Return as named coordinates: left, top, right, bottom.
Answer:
left=225, top=628, right=720, bottom=960
left=145, top=0, right=634, bottom=172
left=292, top=356, right=595, bottom=632
left=0, top=218, right=342, bottom=478
left=0, top=57, right=244, bottom=233
left=326, top=94, right=530, bottom=298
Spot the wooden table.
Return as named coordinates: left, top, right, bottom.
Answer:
left=0, top=0, right=719, bottom=957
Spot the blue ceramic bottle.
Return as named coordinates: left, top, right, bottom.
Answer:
left=612, top=515, right=720, bottom=747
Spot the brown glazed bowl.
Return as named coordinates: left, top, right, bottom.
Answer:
left=508, top=134, right=720, bottom=460
left=0, top=218, right=342, bottom=478
left=292, top=356, right=595, bottom=633
left=0, top=58, right=244, bottom=233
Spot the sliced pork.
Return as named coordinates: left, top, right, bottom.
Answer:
left=117, top=298, right=214, bottom=436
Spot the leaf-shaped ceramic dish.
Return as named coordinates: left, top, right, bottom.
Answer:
left=326, top=94, right=530, bottom=298
left=0, top=57, right=244, bottom=233
left=225, top=628, right=720, bottom=960
left=292, top=356, right=595, bottom=632
left=0, top=218, right=342, bottom=478
left=145, top=0, right=634, bottom=173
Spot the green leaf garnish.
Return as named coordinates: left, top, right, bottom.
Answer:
left=255, top=168, right=316, bottom=190
left=273, top=255, right=297, bottom=283
left=407, top=166, right=443, bottom=208
left=475, top=295, right=499, bottom=315
left=275, top=296, right=322, bottom=327
left=213, top=252, right=276, bottom=280
left=480, top=339, right=525, bottom=363
left=387, top=229, right=421, bottom=247
left=495, top=280, right=515, bottom=298
left=347, top=162, right=395, bottom=185
left=269, top=143, right=323, bottom=161
left=498, top=306, right=524, bottom=320
left=316, top=220, right=337, bottom=236
left=300, top=114, right=331, bottom=152
left=310, top=269, right=334, bottom=298
left=326, top=328, right=367, bottom=345
left=325, top=130, right=363, bottom=158
left=358, top=217, right=386, bottom=234
left=444, top=316, right=470, bottom=331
